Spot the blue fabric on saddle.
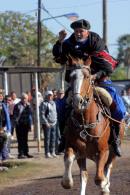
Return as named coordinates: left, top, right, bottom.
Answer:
left=99, top=80, right=126, bottom=120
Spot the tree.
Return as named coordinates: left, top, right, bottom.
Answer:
left=112, top=34, right=130, bottom=79
left=0, top=11, right=57, bottom=67
left=111, top=66, right=127, bottom=80
left=117, top=34, right=130, bottom=64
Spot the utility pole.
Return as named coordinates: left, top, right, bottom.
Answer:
left=35, top=0, right=42, bottom=152
left=37, top=0, right=41, bottom=67
left=102, top=0, right=108, bottom=46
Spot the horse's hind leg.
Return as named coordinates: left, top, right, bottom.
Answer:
left=61, top=147, right=75, bottom=189
left=77, top=158, right=88, bottom=195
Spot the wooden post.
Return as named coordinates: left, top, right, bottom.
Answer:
left=4, top=72, right=8, bottom=95
left=35, top=72, right=41, bottom=152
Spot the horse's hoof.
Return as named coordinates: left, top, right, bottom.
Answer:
left=95, top=176, right=106, bottom=186
left=95, top=177, right=102, bottom=186
left=101, top=192, right=110, bottom=195
left=61, top=179, right=73, bottom=189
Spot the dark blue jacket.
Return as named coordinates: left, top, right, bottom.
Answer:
left=55, top=97, right=66, bottom=122
left=0, top=103, right=11, bottom=132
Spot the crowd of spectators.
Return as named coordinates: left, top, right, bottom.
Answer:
left=0, top=87, right=66, bottom=161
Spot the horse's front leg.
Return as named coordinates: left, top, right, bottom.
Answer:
left=102, top=154, right=116, bottom=195
left=77, top=158, right=88, bottom=195
left=95, top=150, right=110, bottom=194
left=61, top=147, right=75, bottom=189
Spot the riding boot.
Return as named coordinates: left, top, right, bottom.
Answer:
left=111, top=123, right=121, bottom=157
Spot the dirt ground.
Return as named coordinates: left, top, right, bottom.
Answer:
left=0, top=139, right=130, bottom=195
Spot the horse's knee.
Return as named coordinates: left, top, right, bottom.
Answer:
left=64, top=147, right=75, bottom=158
left=64, top=148, right=75, bottom=163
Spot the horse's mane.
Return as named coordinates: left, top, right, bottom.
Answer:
left=67, top=55, right=91, bottom=67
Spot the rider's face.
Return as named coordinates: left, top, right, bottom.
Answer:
left=74, top=28, right=89, bottom=41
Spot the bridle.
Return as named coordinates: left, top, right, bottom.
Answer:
left=70, top=64, right=93, bottom=110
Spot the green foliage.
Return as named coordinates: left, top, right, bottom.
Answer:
left=111, top=66, right=127, bottom=80
left=117, top=34, right=130, bottom=65
left=0, top=11, right=57, bottom=67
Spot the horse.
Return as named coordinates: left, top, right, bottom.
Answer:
left=61, top=57, right=125, bottom=195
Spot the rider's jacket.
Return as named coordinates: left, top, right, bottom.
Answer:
left=52, top=32, right=126, bottom=121
left=53, top=31, right=117, bottom=82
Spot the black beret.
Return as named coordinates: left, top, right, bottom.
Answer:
left=70, top=19, right=91, bottom=30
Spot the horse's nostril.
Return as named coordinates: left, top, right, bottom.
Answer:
left=80, top=99, right=83, bottom=104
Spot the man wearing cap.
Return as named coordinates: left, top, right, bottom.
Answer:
left=53, top=19, right=117, bottom=82
left=52, top=19, right=126, bottom=157
left=40, top=90, right=57, bottom=158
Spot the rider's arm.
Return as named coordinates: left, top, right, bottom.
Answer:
left=52, top=30, right=68, bottom=64
left=89, top=32, right=115, bottom=77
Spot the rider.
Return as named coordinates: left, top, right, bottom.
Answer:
left=52, top=19, right=126, bottom=157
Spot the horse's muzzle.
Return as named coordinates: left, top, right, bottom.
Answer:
left=73, top=94, right=84, bottom=110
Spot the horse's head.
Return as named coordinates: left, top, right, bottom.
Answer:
left=69, top=56, right=93, bottom=111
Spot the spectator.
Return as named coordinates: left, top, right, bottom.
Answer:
left=4, top=95, right=15, bottom=159
left=0, top=89, right=11, bottom=161
left=13, top=93, right=33, bottom=159
left=121, top=89, right=130, bottom=133
left=26, top=91, right=33, bottom=103
left=11, top=91, right=21, bottom=105
left=40, top=90, right=57, bottom=158
left=10, top=91, right=21, bottom=138
left=55, top=89, right=66, bottom=153
left=121, top=89, right=130, bottom=114
left=52, top=89, right=57, bottom=101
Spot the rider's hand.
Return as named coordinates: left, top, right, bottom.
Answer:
left=58, top=30, right=67, bottom=43
left=91, top=74, right=97, bottom=81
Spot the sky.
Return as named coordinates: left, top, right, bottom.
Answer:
left=1, top=0, right=130, bottom=57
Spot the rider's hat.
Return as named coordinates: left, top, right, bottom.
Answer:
left=70, top=19, right=91, bottom=30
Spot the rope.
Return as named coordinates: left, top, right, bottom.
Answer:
left=93, top=85, right=126, bottom=126
left=80, top=119, right=110, bottom=139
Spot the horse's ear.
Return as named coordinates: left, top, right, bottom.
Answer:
left=84, top=56, right=91, bottom=66
left=68, top=55, right=81, bottom=65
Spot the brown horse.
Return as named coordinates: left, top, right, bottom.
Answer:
left=61, top=57, right=125, bottom=195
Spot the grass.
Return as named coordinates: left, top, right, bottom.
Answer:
left=0, top=160, right=45, bottom=185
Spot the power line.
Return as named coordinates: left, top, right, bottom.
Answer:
left=45, top=0, right=130, bottom=10
left=42, top=5, right=72, bottom=33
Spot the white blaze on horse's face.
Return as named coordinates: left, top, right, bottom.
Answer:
left=70, top=68, right=84, bottom=110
